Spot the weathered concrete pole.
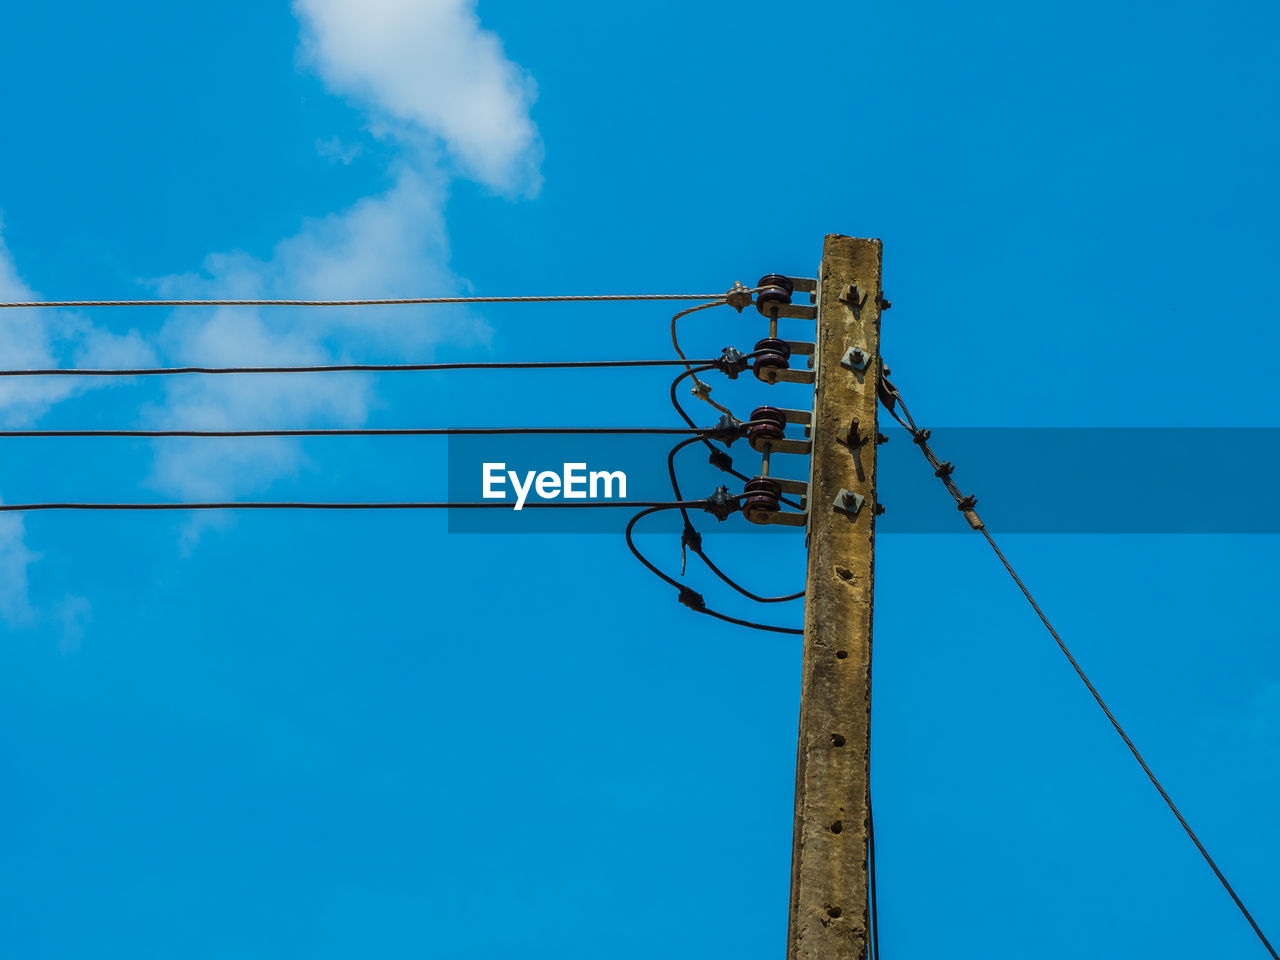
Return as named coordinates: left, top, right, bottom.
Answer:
left=787, top=234, right=883, bottom=960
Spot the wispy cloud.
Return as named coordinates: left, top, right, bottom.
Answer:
left=0, top=513, right=39, bottom=625
left=0, top=0, right=542, bottom=626
left=0, top=226, right=155, bottom=427
left=0, top=228, right=155, bottom=632
left=145, top=165, right=489, bottom=500
left=295, top=0, right=541, bottom=194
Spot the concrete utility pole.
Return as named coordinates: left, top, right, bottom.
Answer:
left=787, top=235, right=883, bottom=959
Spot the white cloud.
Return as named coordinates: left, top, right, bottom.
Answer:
left=145, top=166, right=490, bottom=500
left=0, top=513, right=38, bottom=625
left=0, top=0, right=541, bottom=621
left=296, top=0, right=541, bottom=193
left=0, top=227, right=152, bottom=629
left=0, top=226, right=155, bottom=427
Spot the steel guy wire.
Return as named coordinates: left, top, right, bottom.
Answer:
left=879, top=364, right=1279, bottom=960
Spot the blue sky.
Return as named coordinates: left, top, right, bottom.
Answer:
left=1, top=1, right=1277, bottom=957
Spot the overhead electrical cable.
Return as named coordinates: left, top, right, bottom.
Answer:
left=0, top=293, right=732, bottom=309
left=670, top=298, right=737, bottom=418
left=665, top=435, right=804, bottom=603
left=0, top=500, right=707, bottom=513
left=667, top=365, right=803, bottom=511
left=0, top=426, right=724, bottom=439
left=0, top=358, right=736, bottom=377
left=625, top=500, right=803, bottom=636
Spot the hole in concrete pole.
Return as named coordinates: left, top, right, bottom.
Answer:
left=831, top=733, right=847, bottom=747
left=835, top=567, right=853, bottom=581
left=827, top=906, right=842, bottom=919
left=836, top=650, right=848, bottom=660
left=830, top=820, right=843, bottom=834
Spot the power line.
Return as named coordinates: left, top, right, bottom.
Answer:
left=667, top=365, right=803, bottom=511
left=0, top=426, right=719, bottom=439
left=0, top=499, right=706, bottom=513
left=665, top=434, right=804, bottom=602
left=625, top=500, right=803, bottom=636
left=0, top=293, right=732, bottom=310
left=0, top=357, right=733, bottom=377
left=880, top=366, right=1280, bottom=960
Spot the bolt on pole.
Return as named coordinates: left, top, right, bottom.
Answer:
left=787, top=234, right=883, bottom=960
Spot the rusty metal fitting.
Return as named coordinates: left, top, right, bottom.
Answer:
left=752, top=337, right=791, bottom=383
left=755, top=275, right=793, bottom=317
left=742, top=476, right=783, bottom=525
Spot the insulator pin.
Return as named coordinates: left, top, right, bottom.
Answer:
left=755, top=275, right=794, bottom=317
left=747, top=406, right=787, bottom=445
left=742, top=476, right=783, bottom=525
left=752, top=337, right=791, bottom=383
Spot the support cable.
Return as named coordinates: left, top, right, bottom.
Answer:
left=879, top=365, right=1280, bottom=960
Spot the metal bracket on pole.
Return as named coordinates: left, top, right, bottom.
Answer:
left=768, top=277, right=818, bottom=319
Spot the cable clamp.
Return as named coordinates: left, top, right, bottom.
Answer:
left=725, top=282, right=752, bottom=313
left=912, top=428, right=932, bottom=446
left=679, top=522, right=704, bottom=575
left=703, top=485, right=739, bottom=521
left=957, top=495, right=984, bottom=529
left=876, top=364, right=899, bottom=412
left=678, top=586, right=706, bottom=612
left=934, top=461, right=955, bottom=478
left=715, top=346, right=751, bottom=379
left=706, top=414, right=745, bottom=446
